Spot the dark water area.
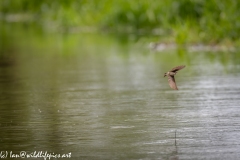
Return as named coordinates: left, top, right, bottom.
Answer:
left=1, top=24, right=240, bottom=160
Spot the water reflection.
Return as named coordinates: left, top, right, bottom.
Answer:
left=1, top=26, right=240, bottom=159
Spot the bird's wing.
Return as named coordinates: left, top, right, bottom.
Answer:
left=167, top=75, right=178, bottom=90
left=170, top=65, right=185, bottom=72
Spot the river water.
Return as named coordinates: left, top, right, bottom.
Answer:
left=1, top=25, right=240, bottom=160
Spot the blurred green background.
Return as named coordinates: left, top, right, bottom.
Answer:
left=1, top=0, right=240, bottom=46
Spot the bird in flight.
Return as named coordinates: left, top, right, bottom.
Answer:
left=164, top=65, right=185, bottom=90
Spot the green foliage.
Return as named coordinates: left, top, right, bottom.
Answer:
left=1, top=0, right=240, bottom=45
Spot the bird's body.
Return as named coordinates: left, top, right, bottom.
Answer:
left=164, top=65, right=185, bottom=90
left=166, top=71, right=176, bottom=76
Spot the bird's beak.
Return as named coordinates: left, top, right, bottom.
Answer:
left=164, top=73, right=166, bottom=77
